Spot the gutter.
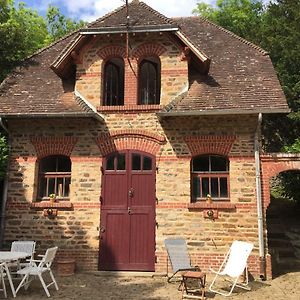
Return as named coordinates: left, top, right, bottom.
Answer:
left=0, top=112, right=104, bottom=122
left=157, top=108, right=290, bottom=117
left=0, top=117, right=9, bottom=248
left=254, top=113, right=266, bottom=280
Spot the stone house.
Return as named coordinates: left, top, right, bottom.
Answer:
left=0, top=0, right=290, bottom=278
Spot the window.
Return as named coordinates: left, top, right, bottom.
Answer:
left=138, top=57, right=160, bottom=105
left=103, top=58, right=124, bottom=106
left=38, top=155, right=71, bottom=199
left=191, top=155, right=229, bottom=201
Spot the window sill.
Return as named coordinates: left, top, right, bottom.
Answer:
left=97, top=104, right=162, bottom=113
left=30, top=201, right=73, bottom=209
left=188, top=202, right=236, bottom=210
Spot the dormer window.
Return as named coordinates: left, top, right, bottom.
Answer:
left=138, top=57, right=160, bottom=105
left=103, top=58, right=124, bottom=106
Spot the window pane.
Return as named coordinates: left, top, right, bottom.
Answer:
left=64, top=177, right=71, bottom=197
left=48, top=178, right=55, bottom=196
left=132, top=154, right=141, bottom=170
left=38, top=177, right=47, bottom=198
left=117, top=154, right=126, bottom=170
left=211, top=156, right=228, bottom=172
left=57, top=156, right=71, bottom=172
left=201, top=177, right=209, bottom=198
left=211, top=178, right=219, bottom=198
left=193, top=156, right=209, bottom=172
left=192, top=177, right=200, bottom=199
left=40, top=156, right=56, bottom=172
left=220, top=178, right=228, bottom=198
left=57, top=178, right=64, bottom=197
left=106, top=155, right=115, bottom=170
left=143, top=156, right=152, bottom=170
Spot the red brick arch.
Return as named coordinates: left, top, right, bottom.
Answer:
left=95, top=130, right=166, bottom=156
left=261, top=154, right=300, bottom=208
left=97, top=45, right=126, bottom=60
left=30, top=137, right=78, bottom=158
left=185, top=135, right=236, bottom=156
left=131, top=43, right=167, bottom=61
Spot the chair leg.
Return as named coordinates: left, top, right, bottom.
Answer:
left=49, top=270, right=59, bottom=291
left=38, top=274, right=51, bottom=297
left=1, top=273, right=7, bottom=298
left=15, top=273, right=30, bottom=295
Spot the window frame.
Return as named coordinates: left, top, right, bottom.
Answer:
left=191, top=154, right=230, bottom=202
left=37, top=155, right=71, bottom=201
left=103, top=58, right=125, bottom=106
left=138, top=57, right=161, bottom=105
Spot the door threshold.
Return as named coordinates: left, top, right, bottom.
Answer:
left=91, top=271, right=167, bottom=277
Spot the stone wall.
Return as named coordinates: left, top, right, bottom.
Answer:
left=75, top=32, right=188, bottom=107
left=4, top=114, right=262, bottom=276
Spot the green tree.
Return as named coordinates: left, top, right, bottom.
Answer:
left=193, top=0, right=265, bottom=43
left=46, top=5, right=85, bottom=43
left=0, top=133, right=8, bottom=179
left=0, top=0, right=48, bottom=81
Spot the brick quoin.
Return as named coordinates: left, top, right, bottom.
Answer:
left=30, top=136, right=78, bottom=158
left=185, top=135, right=236, bottom=156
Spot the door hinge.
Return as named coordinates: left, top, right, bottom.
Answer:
left=100, top=196, right=103, bottom=204
left=101, top=166, right=104, bottom=174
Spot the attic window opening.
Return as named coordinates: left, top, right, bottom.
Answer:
left=138, top=57, right=160, bottom=105
left=103, top=58, right=124, bottom=106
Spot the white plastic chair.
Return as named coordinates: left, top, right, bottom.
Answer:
left=209, top=240, right=254, bottom=297
left=0, top=262, right=7, bottom=298
left=164, top=238, right=200, bottom=282
left=15, top=246, right=59, bottom=297
left=10, top=241, right=36, bottom=267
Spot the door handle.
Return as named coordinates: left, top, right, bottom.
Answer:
left=128, top=188, right=134, bottom=198
left=128, top=207, right=131, bottom=215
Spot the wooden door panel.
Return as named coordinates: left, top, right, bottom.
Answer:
left=103, top=173, right=127, bottom=208
left=129, top=209, right=155, bottom=270
left=131, top=173, right=155, bottom=207
left=99, top=210, right=129, bottom=270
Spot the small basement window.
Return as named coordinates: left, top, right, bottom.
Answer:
left=191, top=154, right=229, bottom=201
left=37, top=155, right=71, bottom=200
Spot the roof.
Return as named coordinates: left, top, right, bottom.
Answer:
left=0, top=1, right=289, bottom=118
left=161, top=17, right=289, bottom=115
left=0, top=33, right=102, bottom=120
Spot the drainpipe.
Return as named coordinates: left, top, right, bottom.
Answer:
left=255, top=113, right=265, bottom=280
left=0, top=117, right=9, bottom=248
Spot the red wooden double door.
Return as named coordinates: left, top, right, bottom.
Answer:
left=99, top=150, right=156, bottom=271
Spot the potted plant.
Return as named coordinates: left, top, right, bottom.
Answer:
left=49, top=194, right=56, bottom=203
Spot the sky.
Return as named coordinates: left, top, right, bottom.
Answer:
left=15, top=0, right=271, bottom=22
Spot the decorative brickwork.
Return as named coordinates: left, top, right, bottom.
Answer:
left=97, top=45, right=126, bottom=59
left=96, top=129, right=166, bottom=156
left=131, top=43, right=167, bottom=61
left=30, top=137, right=78, bottom=158
left=185, top=135, right=236, bottom=156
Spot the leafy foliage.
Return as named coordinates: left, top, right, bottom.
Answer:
left=0, top=0, right=85, bottom=82
left=46, top=5, right=85, bottom=43
left=0, top=133, right=8, bottom=179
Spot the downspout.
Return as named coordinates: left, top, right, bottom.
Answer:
left=0, top=117, right=9, bottom=248
left=255, top=113, right=265, bottom=280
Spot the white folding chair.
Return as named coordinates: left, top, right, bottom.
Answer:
left=209, top=240, right=253, bottom=297
left=15, top=246, right=59, bottom=297
left=0, top=263, right=7, bottom=298
left=10, top=241, right=36, bottom=269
